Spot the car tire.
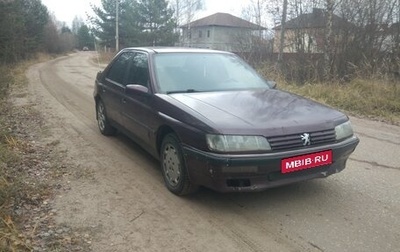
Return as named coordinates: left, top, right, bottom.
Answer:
left=160, top=133, right=198, bottom=195
left=96, top=100, right=116, bottom=136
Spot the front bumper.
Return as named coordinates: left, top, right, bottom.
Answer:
left=182, top=136, right=359, bottom=193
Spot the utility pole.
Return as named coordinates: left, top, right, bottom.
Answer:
left=116, top=0, right=119, bottom=52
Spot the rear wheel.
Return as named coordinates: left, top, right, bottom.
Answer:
left=96, top=100, right=116, bottom=136
left=160, top=134, right=198, bottom=195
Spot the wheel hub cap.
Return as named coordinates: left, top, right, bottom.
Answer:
left=97, top=104, right=106, bottom=130
left=163, top=144, right=180, bottom=187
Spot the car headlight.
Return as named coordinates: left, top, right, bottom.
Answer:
left=206, top=134, right=271, bottom=152
left=335, top=121, right=354, bottom=141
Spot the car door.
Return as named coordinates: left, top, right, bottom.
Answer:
left=121, top=52, right=157, bottom=147
left=100, top=51, right=135, bottom=125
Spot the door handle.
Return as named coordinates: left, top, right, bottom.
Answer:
left=122, top=98, right=127, bottom=104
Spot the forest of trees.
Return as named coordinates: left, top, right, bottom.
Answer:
left=0, top=0, right=200, bottom=64
left=0, top=0, right=95, bottom=64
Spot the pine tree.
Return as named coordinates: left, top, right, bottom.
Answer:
left=0, top=0, right=49, bottom=63
left=78, top=25, right=95, bottom=50
left=136, top=0, right=178, bottom=46
left=90, top=0, right=178, bottom=49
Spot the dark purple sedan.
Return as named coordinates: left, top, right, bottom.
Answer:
left=94, top=47, right=359, bottom=195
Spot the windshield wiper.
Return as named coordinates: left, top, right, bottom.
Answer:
left=166, top=89, right=200, bottom=94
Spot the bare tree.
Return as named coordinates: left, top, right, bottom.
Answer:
left=242, top=0, right=269, bottom=38
left=334, top=0, right=399, bottom=78
left=324, top=0, right=334, bottom=80
left=171, top=0, right=203, bottom=46
left=238, top=0, right=272, bottom=62
left=72, top=16, right=84, bottom=35
left=44, top=16, right=61, bottom=54
left=278, top=0, right=288, bottom=65
left=249, top=0, right=400, bottom=82
left=172, top=0, right=203, bottom=26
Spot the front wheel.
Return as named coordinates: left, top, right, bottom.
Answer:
left=160, top=134, right=198, bottom=195
left=96, top=100, right=116, bottom=136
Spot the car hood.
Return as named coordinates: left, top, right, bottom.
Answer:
left=167, top=89, right=347, bottom=136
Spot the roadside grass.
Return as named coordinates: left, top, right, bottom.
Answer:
left=0, top=56, right=55, bottom=251
left=94, top=51, right=116, bottom=65
left=0, top=55, right=89, bottom=252
left=1, top=53, right=92, bottom=252
left=0, top=71, right=21, bottom=250
left=259, top=65, right=400, bottom=125
left=0, top=63, right=32, bottom=251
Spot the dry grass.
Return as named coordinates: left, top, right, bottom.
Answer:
left=0, top=143, right=31, bottom=252
left=0, top=214, right=31, bottom=251
left=1, top=54, right=91, bottom=252
left=259, top=64, right=400, bottom=125
left=94, top=51, right=116, bottom=65
left=0, top=60, right=52, bottom=251
left=0, top=67, right=12, bottom=98
left=0, top=63, right=30, bottom=252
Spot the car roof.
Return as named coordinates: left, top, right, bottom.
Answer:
left=121, top=47, right=232, bottom=55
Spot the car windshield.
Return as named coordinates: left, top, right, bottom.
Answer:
left=153, top=53, right=270, bottom=94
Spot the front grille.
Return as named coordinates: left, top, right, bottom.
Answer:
left=268, top=129, right=336, bottom=151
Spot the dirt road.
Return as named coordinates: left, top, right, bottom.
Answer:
left=26, top=52, right=400, bottom=252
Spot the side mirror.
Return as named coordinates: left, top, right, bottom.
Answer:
left=126, top=84, right=149, bottom=95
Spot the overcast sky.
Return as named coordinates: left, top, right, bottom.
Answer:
left=41, top=0, right=249, bottom=27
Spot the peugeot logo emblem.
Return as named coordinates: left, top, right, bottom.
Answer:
left=301, top=133, right=311, bottom=146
